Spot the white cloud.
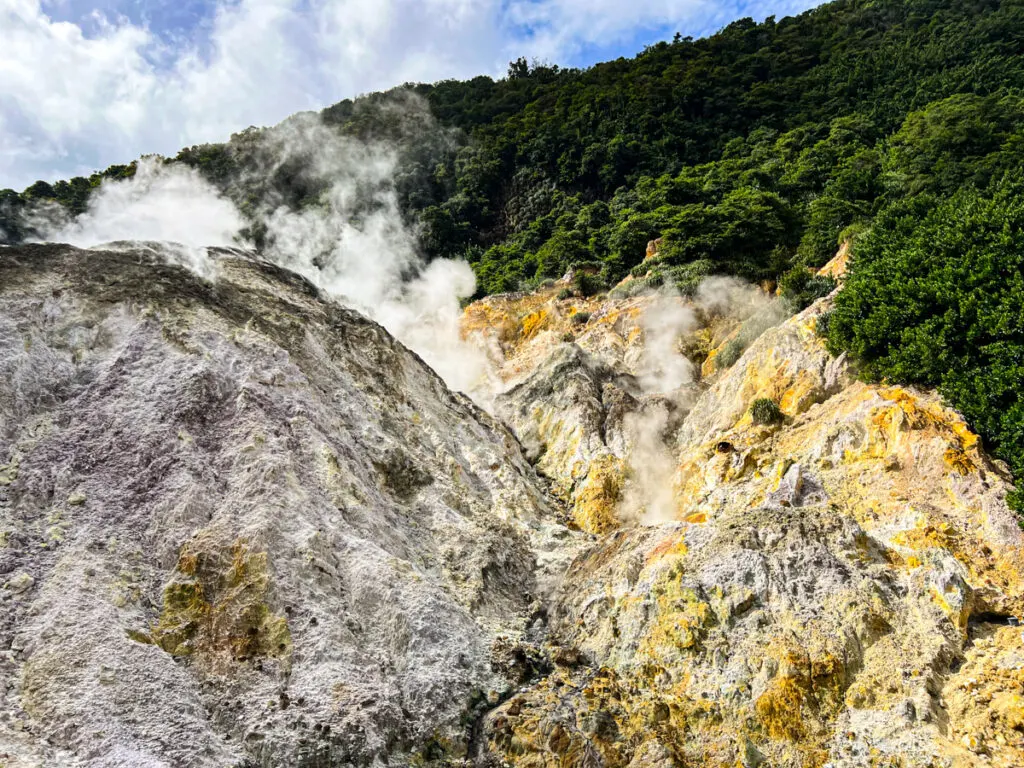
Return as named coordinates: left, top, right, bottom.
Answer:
left=0, top=0, right=824, bottom=190
left=509, top=0, right=713, bottom=58
left=1, top=0, right=505, bottom=188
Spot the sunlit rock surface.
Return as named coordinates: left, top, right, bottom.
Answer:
left=0, top=243, right=573, bottom=767
left=464, top=284, right=718, bottom=535
left=2, top=243, right=1022, bottom=768
left=494, top=345, right=639, bottom=535
left=468, top=283, right=1024, bottom=768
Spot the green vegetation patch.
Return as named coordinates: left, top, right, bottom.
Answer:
left=150, top=541, right=292, bottom=659
left=826, top=177, right=1024, bottom=511
left=750, top=398, right=785, bottom=426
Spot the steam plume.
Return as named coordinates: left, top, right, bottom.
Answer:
left=25, top=99, right=497, bottom=402
left=618, top=280, right=782, bottom=525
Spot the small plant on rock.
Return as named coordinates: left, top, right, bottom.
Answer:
left=815, top=309, right=833, bottom=338
left=750, top=398, right=784, bottom=426
left=717, top=339, right=744, bottom=368
left=779, top=266, right=837, bottom=310
left=573, top=271, right=602, bottom=297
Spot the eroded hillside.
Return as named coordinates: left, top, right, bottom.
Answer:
left=462, top=263, right=1024, bottom=768
left=0, top=244, right=1021, bottom=768
left=0, top=244, right=573, bottom=767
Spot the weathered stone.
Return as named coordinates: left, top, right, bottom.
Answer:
left=0, top=243, right=570, bottom=767
left=470, top=282, right=1024, bottom=768
left=3, top=572, right=34, bottom=594
left=5, top=241, right=1024, bottom=768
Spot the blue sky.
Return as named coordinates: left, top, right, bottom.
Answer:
left=41, top=0, right=823, bottom=68
left=44, top=0, right=211, bottom=38
left=2, top=0, right=825, bottom=189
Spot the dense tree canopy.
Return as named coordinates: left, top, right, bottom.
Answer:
left=5, top=0, right=1024, bottom=294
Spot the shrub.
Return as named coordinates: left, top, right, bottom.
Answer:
left=642, top=272, right=665, bottom=290
left=666, top=259, right=715, bottom=296
left=571, top=311, right=592, bottom=325
left=779, top=266, right=837, bottom=310
left=827, top=178, right=1024, bottom=512
left=573, top=271, right=603, bottom=297
left=607, top=285, right=629, bottom=300
left=778, top=266, right=812, bottom=297
left=804, top=275, right=838, bottom=303
left=815, top=310, right=833, bottom=338
left=750, top=398, right=784, bottom=425
left=837, top=220, right=870, bottom=246
left=714, top=302, right=791, bottom=370
left=630, top=257, right=664, bottom=278
left=716, top=339, right=744, bottom=368
left=557, top=288, right=573, bottom=300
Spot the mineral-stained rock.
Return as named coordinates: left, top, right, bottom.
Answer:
left=477, top=287, right=1024, bottom=768
left=0, top=243, right=572, bottom=767
left=494, top=344, right=640, bottom=534
left=4, top=242, right=1024, bottom=768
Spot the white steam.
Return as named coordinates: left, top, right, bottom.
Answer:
left=632, top=291, right=699, bottom=395
left=252, top=112, right=495, bottom=399
left=695, top=275, right=772, bottom=321
left=618, top=279, right=780, bottom=526
left=27, top=103, right=497, bottom=402
left=618, top=402, right=679, bottom=524
left=40, top=159, right=247, bottom=251
left=617, top=291, right=696, bottom=526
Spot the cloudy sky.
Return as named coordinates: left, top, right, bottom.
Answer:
left=1, top=0, right=823, bottom=190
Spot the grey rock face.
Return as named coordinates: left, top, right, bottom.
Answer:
left=496, top=344, right=640, bottom=462
left=494, top=344, right=687, bottom=534
left=0, top=244, right=563, bottom=767
left=6, top=244, right=1024, bottom=768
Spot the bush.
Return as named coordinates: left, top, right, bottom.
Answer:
left=837, top=220, right=870, bottom=246
left=630, top=256, right=668, bottom=278
left=607, top=285, right=630, bottom=300
left=714, top=302, right=791, bottom=370
left=571, top=311, right=592, bottom=325
left=778, top=266, right=811, bottom=296
left=750, top=398, right=784, bottom=426
left=642, top=272, right=665, bottom=290
left=827, top=178, right=1024, bottom=511
left=666, top=259, right=715, bottom=296
left=815, top=309, right=833, bottom=338
left=797, top=196, right=869, bottom=267
left=717, top=339, right=744, bottom=368
left=573, top=271, right=603, bottom=297
left=557, top=288, right=573, bottom=300
left=779, top=266, right=837, bottom=310
left=805, top=275, right=837, bottom=302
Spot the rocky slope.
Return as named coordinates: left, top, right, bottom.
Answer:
left=0, top=243, right=573, bottom=767
left=2, top=243, right=1022, bottom=768
left=464, top=268, right=1024, bottom=768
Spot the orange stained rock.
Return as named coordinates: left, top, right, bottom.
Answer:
left=644, top=533, right=689, bottom=565
left=817, top=240, right=850, bottom=280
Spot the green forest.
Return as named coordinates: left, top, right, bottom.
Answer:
left=2, top=0, right=1023, bottom=507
